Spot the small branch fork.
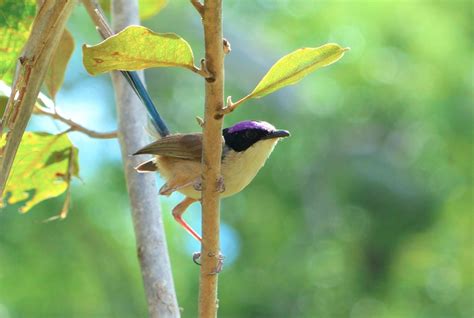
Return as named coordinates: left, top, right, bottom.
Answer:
left=219, top=95, right=249, bottom=115
left=191, top=0, right=204, bottom=17
left=192, top=59, right=212, bottom=79
left=35, top=105, right=117, bottom=139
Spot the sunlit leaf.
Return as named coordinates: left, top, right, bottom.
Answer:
left=45, top=29, right=74, bottom=100
left=139, top=0, right=168, bottom=20
left=249, top=44, right=348, bottom=99
left=0, top=132, right=79, bottom=213
left=82, top=25, right=195, bottom=75
left=0, top=0, right=36, bottom=84
left=99, top=0, right=167, bottom=20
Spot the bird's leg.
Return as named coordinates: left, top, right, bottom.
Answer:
left=160, top=179, right=196, bottom=196
left=172, top=197, right=201, bottom=241
left=193, top=175, right=225, bottom=193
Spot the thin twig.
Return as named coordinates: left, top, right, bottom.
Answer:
left=81, top=0, right=114, bottom=38
left=198, top=0, right=225, bottom=317
left=190, top=0, right=205, bottom=17
left=35, top=105, right=117, bottom=139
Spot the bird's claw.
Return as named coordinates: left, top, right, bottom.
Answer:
left=193, top=176, right=225, bottom=193
left=193, top=176, right=202, bottom=191
left=217, top=175, right=225, bottom=193
left=192, top=252, right=201, bottom=265
left=210, top=253, right=225, bottom=274
left=191, top=251, right=225, bottom=274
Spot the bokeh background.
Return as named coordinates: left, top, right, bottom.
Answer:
left=1, top=1, right=472, bottom=317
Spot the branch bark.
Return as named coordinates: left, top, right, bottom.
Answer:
left=198, top=0, right=224, bottom=317
left=109, top=0, right=180, bottom=317
left=0, top=0, right=75, bottom=196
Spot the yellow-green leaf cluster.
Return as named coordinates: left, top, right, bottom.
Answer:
left=0, top=0, right=36, bottom=84
left=139, top=0, right=168, bottom=20
left=82, top=26, right=195, bottom=75
left=0, top=132, right=79, bottom=212
left=99, top=0, right=168, bottom=20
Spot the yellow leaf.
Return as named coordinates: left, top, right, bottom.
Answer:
left=0, top=132, right=79, bottom=213
left=250, top=44, right=349, bottom=99
left=82, top=25, right=195, bottom=75
left=45, top=29, right=74, bottom=100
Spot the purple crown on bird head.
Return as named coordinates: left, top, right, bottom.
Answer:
left=227, top=120, right=276, bottom=133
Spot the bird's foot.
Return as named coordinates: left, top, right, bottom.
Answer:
left=192, top=252, right=201, bottom=265
left=192, top=251, right=225, bottom=274
left=193, top=178, right=202, bottom=191
left=192, top=176, right=225, bottom=193
left=159, top=183, right=175, bottom=196
left=217, top=175, right=225, bottom=193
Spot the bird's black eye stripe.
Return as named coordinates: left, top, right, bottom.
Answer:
left=223, top=128, right=269, bottom=152
left=245, top=130, right=256, bottom=138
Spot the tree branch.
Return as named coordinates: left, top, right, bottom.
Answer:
left=34, top=105, right=117, bottom=139
left=190, top=0, right=205, bottom=17
left=102, top=0, right=180, bottom=317
left=0, top=0, right=75, bottom=197
left=198, top=0, right=224, bottom=317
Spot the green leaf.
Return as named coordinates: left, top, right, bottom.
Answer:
left=0, top=132, right=79, bottom=213
left=249, top=44, right=349, bottom=99
left=0, top=0, right=36, bottom=84
left=82, top=25, right=195, bottom=75
left=45, top=29, right=74, bottom=100
left=99, top=0, right=168, bottom=20
left=139, top=0, right=168, bottom=20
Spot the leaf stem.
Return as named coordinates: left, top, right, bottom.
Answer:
left=219, top=94, right=251, bottom=114
left=191, top=59, right=213, bottom=79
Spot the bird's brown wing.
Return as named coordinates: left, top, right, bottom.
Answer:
left=133, top=133, right=213, bottom=161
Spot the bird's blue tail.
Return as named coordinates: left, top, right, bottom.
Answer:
left=121, top=70, right=170, bottom=137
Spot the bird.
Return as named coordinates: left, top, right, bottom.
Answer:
left=133, top=120, right=290, bottom=241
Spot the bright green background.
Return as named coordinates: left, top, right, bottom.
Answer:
left=1, top=1, right=472, bottom=317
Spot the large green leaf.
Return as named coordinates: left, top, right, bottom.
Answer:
left=0, top=132, right=79, bottom=213
left=45, top=29, right=75, bottom=100
left=0, top=0, right=36, bottom=84
left=249, top=44, right=348, bottom=99
left=82, top=25, right=195, bottom=75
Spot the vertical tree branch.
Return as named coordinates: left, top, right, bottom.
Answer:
left=198, top=0, right=224, bottom=317
left=109, top=0, right=180, bottom=317
left=0, top=0, right=75, bottom=196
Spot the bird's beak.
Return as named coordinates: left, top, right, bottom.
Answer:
left=262, top=129, right=290, bottom=140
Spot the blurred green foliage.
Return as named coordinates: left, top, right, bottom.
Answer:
left=0, top=1, right=472, bottom=318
